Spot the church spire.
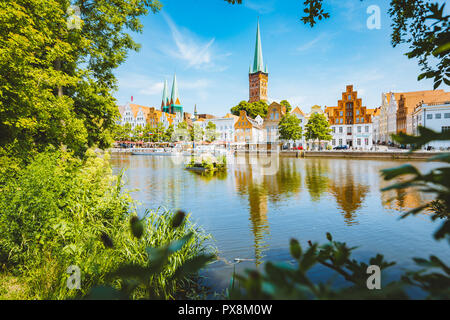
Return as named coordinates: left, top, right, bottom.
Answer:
left=161, top=79, right=169, bottom=111
left=252, top=20, right=265, bottom=73
left=170, top=73, right=180, bottom=106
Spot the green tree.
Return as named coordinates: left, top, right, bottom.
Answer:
left=205, top=122, right=218, bottom=142
left=304, top=113, right=332, bottom=149
left=231, top=100, right=268, bottom=119
left=175, top=121, right=190, bottom=142
left=151, top=122, right=165, bottom=143
left=278, top=114, right=303, bottom=141
left=132, top=125, right=144, bottom=142
left=164, top=124, right=175, bottom=142
left=189, top=123, right=204, bottom=142
left=280, top=100, right=292, bottom=113
left=0, top=0, right=162, bottom=159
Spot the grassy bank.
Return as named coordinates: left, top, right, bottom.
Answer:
left=0, top=149, right=211, bottom=300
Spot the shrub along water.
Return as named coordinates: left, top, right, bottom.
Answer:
left=0, top=148, right=211, bottom=299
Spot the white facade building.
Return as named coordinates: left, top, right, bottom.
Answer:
left=198, top=114, right=238, bottom=143
left=378, top=92, right=398, bottom=143
left=412, top=101, right=450, bottom=150
left=119, top=102, right=147, bottom=129
left=330, top=123, right=374, bottom=150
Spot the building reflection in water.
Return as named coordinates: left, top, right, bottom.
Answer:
left=380, top=180, right=427, bottom=213
left=233, top=155, right=302, bottom=266
left=304, top=159, right=329, bottom=202
left=327, top=160, right=369, bottom=226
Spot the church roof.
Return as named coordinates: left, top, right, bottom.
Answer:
left=170, top=74, right=181, bottom=106
left=161, top=80, right=169, bottom=107
left=252, top=21, right=266, bottom=74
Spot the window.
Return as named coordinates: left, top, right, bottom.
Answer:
left=443, top=126, right=450, bottom=133
left=340, top=111, right=343, bottom=117
left=357, top=138, right=361, bottom=146
left=339, top=127, right=343, bottom=133
left=356, top=118, right=359, bottom=123
left=445, top=113, right=450, bottom=119
left=347, top=127, right=352, bottom=133
left=348, top=94, right=351, bottom=100
left=435, top=113, right=441, bottom=119
left=361, top=118, right=364, bottom=123
left=332, top=139, right=336, bottom=146
left=339, top=139, right=342, bottom=145
left=356, top=110, right=359, bottom=115
left=357, top=126, right=361, bottom=133
left=332, top=127, right=336, bottom=133
left=340, top=118, right=344, bottom=124
left=365, top=126, right=369, bottom=133
left=365, top=138, right=369, bottom=145
left=427, top=114, right=432, bottom=119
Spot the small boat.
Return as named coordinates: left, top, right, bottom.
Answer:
left=131, top=148, right=173, bottom=156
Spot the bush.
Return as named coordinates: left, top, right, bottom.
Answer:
left=0, top=149, right=210, bottom=299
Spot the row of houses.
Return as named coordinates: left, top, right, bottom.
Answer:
left=118, top=84, right=450, bottom=150
left=372, top=89, right=450, bottom=149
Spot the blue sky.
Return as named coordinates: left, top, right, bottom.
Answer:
left=113, top=0, right=446, bottom=115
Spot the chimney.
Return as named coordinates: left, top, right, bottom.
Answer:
left=131, top=96, right=133, bottom=102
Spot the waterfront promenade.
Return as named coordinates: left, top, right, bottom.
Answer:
left=109, top=147, right=442, bottom=160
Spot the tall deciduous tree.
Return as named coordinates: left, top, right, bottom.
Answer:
left=231, top=100, right=268, bottom=118
left=205, top=122, right=218, bottom=142
left=304, top=113, right=332, bottom=148
left=278, top=114, right=303, bottom=141
left=0, top=0, right=161, bottom=159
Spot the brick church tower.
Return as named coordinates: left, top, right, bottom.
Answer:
left=249, top=21, right=268, bottom=103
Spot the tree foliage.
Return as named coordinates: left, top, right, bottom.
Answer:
left=278, top=114, right=303, bottom=141
left=280, top=100, right=292, bottom=113
left=205, top=121, right=218, bottom=143
left=231, top=100, right=268, bottom=119
left=304, top=113, right=332, bottom=142
left=0, top=0, right=161, bottom=159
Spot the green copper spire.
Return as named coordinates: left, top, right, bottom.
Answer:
left=170, top=73, right=180, bottom=106
left=252, top=20, right=265, bottom=73
left=161, top=79, right=169, bottom=110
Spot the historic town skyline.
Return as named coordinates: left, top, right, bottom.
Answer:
left=113, top=0, right=443, bottom=115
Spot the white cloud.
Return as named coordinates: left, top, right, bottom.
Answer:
left=245, top=0, right=275, bottom=14
left=162, top=13, right=227, bottom=71
left=297, top=33, right=334, bottom=53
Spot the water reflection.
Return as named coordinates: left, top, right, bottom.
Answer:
left=327, top=161, right=369, bottom=225
left=110, top=154, right=434, bottom=272
left=234, top=158, right=270, bottom=266
left=304, top=160, right=329, bottom=202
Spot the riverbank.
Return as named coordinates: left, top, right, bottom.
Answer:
left=109, top=148, right=441, bottom=160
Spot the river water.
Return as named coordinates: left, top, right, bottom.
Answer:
left=110, top=154, right=449, bottom=296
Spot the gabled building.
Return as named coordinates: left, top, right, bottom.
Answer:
left=395, top=89, right=450, bottom=135
left=325, top=85, right=375, bottom=149
left=119, top=102, right=150, bottom=129
left=263, top=102, right=286, bottom=143
left=249, top=21, right=268, bottom=103
left=234, top=110, right=264, bottom=144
